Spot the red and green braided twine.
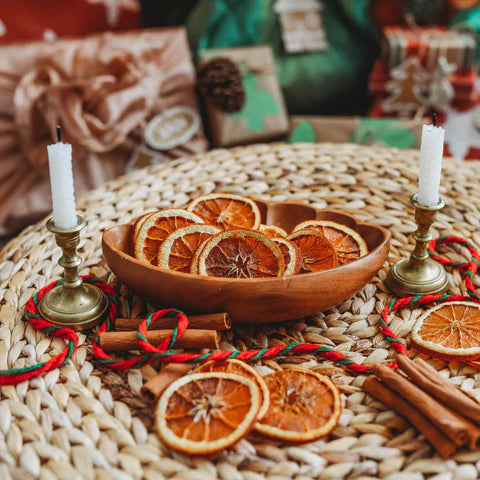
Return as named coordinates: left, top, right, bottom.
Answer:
left=1, top=235, right=477, bottom=385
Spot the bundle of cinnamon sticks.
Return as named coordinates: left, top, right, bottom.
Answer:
left=99, top=313, right=231, bottom=402
left=364, top=356, right=480, bottom=458
left=99, top=312, right=230, bottom=352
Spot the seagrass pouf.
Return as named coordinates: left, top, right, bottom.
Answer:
left=1, top=142, right=480, bottom=479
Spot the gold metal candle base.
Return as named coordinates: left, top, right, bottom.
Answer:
left=38, top=216, right=109, bottom=331
left=386, top=195, right=449, bottom=297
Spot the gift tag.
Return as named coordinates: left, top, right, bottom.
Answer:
left=144, top=106, right=201, bottom=151
left=274, top=0, right=327, bottom=54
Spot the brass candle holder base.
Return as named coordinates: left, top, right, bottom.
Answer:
left=386, top=195, right=449, bottom=297
left=38, top=216, right=109, bottom=331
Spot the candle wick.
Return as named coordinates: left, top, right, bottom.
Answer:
left=56, top=125, right=62, bottom=143
left=432, top=113, right=437, bottom=127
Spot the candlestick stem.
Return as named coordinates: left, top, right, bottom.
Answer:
left=38, top=216, right=109, bottom=331
left=386, top=195, right=448, bottom=297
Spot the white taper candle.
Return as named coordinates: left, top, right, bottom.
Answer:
left=417, top=122, right=445, bottom=207
left=47, top=141, right=77, bottom=229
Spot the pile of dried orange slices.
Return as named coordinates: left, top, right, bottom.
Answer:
left=133, top=193, right=368, bottom=278
left=155, top=362, right=341, bottom=455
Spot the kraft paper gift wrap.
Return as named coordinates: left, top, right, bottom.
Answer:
left=198, top=46, right=289, bottom=148
left=0, top=28, right=207, bottom=235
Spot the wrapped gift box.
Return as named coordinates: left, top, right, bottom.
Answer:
left=198, top=46, right=289, bottom=147
left=369, top=26, right=478, bottom=116
left=289, top=115, right=424, bottom=149
left=0, top=28, right=207, bottom=235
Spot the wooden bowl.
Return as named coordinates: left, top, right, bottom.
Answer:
left=102, top=200, right=390, bottom=324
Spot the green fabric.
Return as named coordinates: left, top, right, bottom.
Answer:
left=350, top=118, right=417, bottom=149
left=229, top=73, right=280, bottom=132
left=289, top=121, right=317, bottom=143
left=187, top=0, right=380, bottom=114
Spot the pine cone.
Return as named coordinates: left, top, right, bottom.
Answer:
left=197, top=57, right=245, bottom=113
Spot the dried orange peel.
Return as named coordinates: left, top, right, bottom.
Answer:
left=155, top=372, right=260, bottom=455
left=412, top=301, right=480, bottom=360
left=187, top=193, right=261, bottom=230
left=194, top=359, right=270, bottom=419
left=254, top=369, right=341, bottom=442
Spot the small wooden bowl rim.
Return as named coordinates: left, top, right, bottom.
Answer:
left=103, top=199, right=390, bottom=283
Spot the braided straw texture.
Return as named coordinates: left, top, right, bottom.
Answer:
left=2, top=142, right=480, bottom=479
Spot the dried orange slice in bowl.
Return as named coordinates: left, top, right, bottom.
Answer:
left=272, top=237, right=302, bottom=276
left=288, top=229, right=337, bottom=273
left=155, top=372, right=260, bottom=455
left=134, top=209, right=204, bottom=265
left=412, top=301, right=480, bottom=360
left=259, top=224, right=288, bottom=238
left=158, top=225, right=221, bottom=273
left=194, top=360, right=270, bottom=419
left=254, top=369, right=341, bottom=442
left=133, top=212, right=155, bottom=243
left=197, top=229, right=284, bottom=278
left=187, top=193, right=261, bottom=230
left=293, top=220, right=368, bottom=265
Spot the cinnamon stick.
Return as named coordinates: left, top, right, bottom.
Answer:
left=99, top=329, right=220, bottom=352
left=373, top=364, right=480, bottom=448
left=363, top=376, right=457, bottom=459
left=397, top=355, right=480, bottom=425
left=140, top=363, right=192, bottom=403
left=115, top=312, right=231, bottom=332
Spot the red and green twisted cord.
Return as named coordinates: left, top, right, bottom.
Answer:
left=0, top=235, right=476, bottom=385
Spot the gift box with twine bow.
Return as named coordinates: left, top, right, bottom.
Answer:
left=197, top=45, right=289, bottom=147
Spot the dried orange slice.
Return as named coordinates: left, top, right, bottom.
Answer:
left=288, top=229, right=337, bottom=273
left=412, top=301, right=480, bottom=360
left=197, top=229, right=284, bottom=278
left=155, top=372, right=260, bottom=455
left=272, top=237, right=302, bottom=276
left=293, top=220, right=368, bottom=265
left=194, top=360, right=270, bottom=419
left=134, top=209, right=204, bottom=265
left=133, top=212, right=155, bottom=243
left=187, top=193, right=261, bottom=230
left=254, top=369, right=341, bottom=442
left=190, top=239, right=210, bottom=275
left=260, top=224, right=288, bottom=238
left=158, top=225, right=221, bottom=273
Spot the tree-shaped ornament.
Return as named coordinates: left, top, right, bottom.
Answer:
left=382, top=57, right=426, bottom=116
left=424, top=57, right=455, bottom=113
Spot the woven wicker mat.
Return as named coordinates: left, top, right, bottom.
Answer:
left=2, top=142, right=480, bottom=480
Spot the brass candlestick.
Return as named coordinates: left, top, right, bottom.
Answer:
left=386, top=194, right=448, bottom=297
left=38, top=216, right=109, bottom=331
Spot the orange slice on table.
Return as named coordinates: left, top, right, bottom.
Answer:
left=197, top=229, right=284, bottom=278
left=288, top=229, right=337, bottom=273
left=158, top=225, right=221, bottom=273
left=272, top=237, right=302, bottom=276
left=134, top=209, right=204, bottom=265
left=254, top=369, right=341, bottom=442
left=187, top=193, right=261, bottom=230
left=293, top=220, right=368, bottom=266
left=194, top=360, right=270, bottom=420
left=155, top=372, right=260, bottom=455
left=259, top=224, right=288, bottom=238
left=412, top=301, right=480, bottom=360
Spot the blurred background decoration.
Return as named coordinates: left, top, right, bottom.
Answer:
left=1, top=0, right=480, bottom=236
